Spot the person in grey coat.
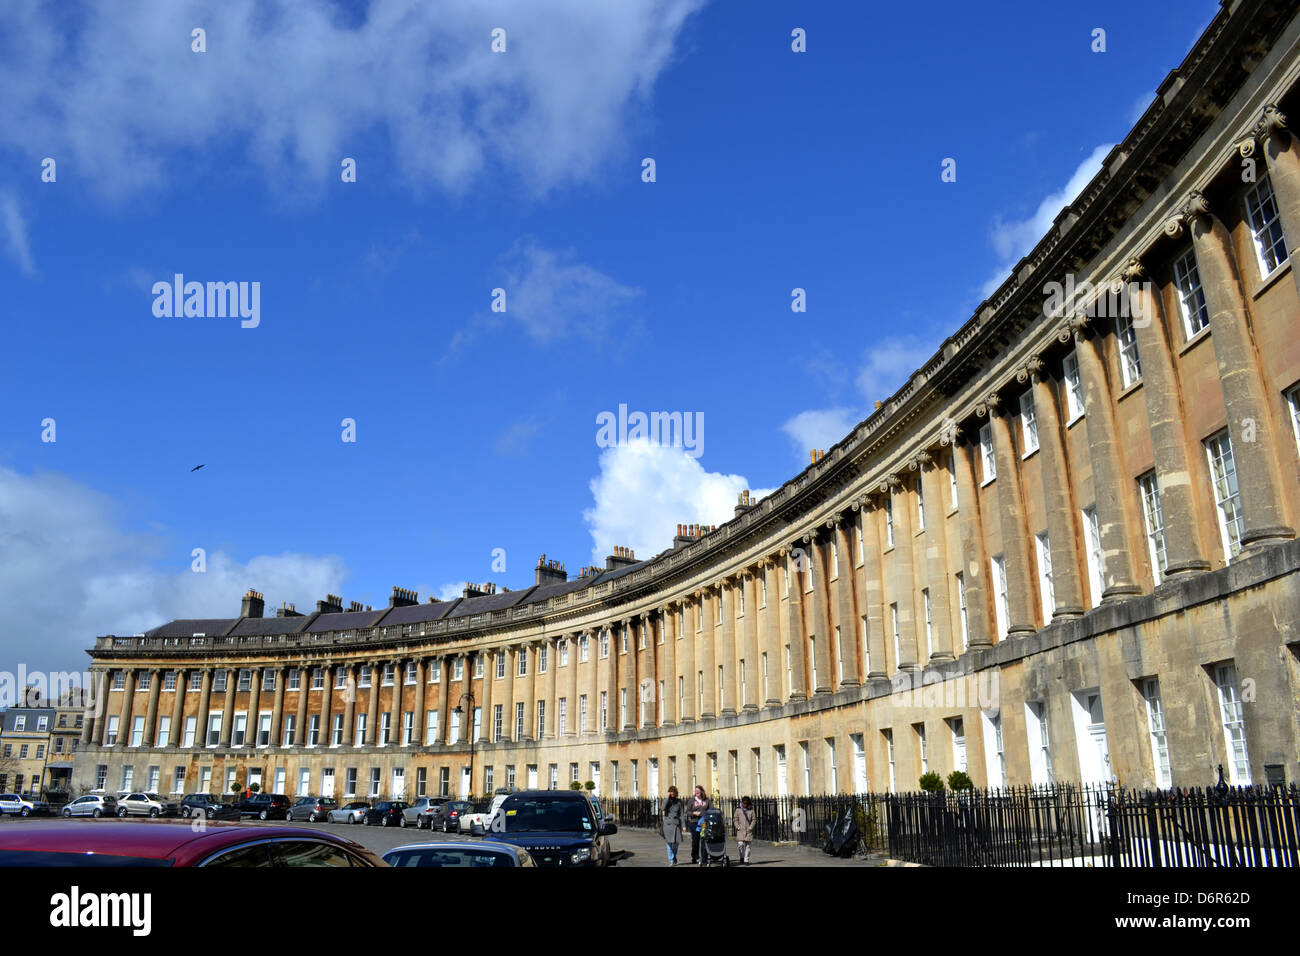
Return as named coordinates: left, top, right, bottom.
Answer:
left=661, top=786, right=685, bottom=865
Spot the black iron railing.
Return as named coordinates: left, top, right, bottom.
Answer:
left=611, top=783, right=1300, bottom=867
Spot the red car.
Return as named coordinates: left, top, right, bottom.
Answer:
left=0, top=819, right=387, bottom=867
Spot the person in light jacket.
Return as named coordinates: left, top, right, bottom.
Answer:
left=686, top=785, right=712, bottom=863
left=733, top=796, right=756, bottom=864
left=661, top=786, right=685, bottom=865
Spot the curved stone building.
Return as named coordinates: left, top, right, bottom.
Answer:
left=75, top=0, right=1300, bottom=802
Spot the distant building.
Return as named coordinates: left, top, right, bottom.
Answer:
left=0, top=708, right=55, bottom=797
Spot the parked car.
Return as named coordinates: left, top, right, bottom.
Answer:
left=462, top=793, right=512, bottom=835
left=402, top=796, right=442, bottom=828
left=0, top=820, right=387, bottom=866
left=0, top=794, right=50, bottom=817
left=180, top=794, right=240, bottom=820
left=116, top=792, right=179, bottom=818
left=61, top=794, right=118, bottom=818
left=327, top=801, right=370, bottom=825
left=428, top=800, right=472, bottom=833
left=287, top=796, right=339, bottom=822
left=382, top=842, right=536, bottom=867
left=236, top=793, right=292, bottom=820
left=363, top=801, right=410, bottom=827
left=482, top=790, right=617, bottom=867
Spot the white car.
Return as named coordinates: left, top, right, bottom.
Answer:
left=0, top=793, right=46, bottom=817
left=462, top=793, right=512, bottom=834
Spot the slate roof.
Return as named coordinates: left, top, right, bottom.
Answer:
left=229, top=616, right=313, bottom=637
left=447, top=587, right=538, bottom=618
left=144, top=619, right=239, bottom=639
left=305, top=609, right=389, bottom=633
left=376, top=600, right=460, bottom=625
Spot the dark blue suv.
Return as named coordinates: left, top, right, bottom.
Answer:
left=481, top=790, right=617, bottom=867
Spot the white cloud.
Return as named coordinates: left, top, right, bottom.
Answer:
left=781, top=408, right=857, bottom=459
left=499, top=238, right=643, bottom=343
left=437, top=582, right=465, bottom=602
left=0, top=0, right=705, bottom=201
left=0, top=464, right=347, bottom=672
left=981, top=143, right=1114, bottom=298
left=0, top=192, right=35, bottom=276
left=583, top=441, right=773, bottom=562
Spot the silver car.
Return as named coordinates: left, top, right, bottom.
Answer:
left=116, top=792, right=179, bottom=818
left=382, top=842, right=535, bottom=867
left=62, top=794, right=118, bottom=818
left=402, top=796, right=442, bottom=827
left=326, top=801, right=371, bottom=824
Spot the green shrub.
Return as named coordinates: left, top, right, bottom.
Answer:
left=583, top=780, right=595, bottom=791
left=919, top=772, right=945, bottom=792
left=249, top=782, right=260, bottom=793
left=947, top=770, right=974, bottom=791
left=568, top=781, right=583, bottom=791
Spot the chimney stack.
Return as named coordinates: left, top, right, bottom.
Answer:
left=735, top=489, right=757, bottom=517
left=347, top=600, right=364, bottom=612
left=605, top=546, right=638, bottom=570
left=535, top=554, right=568, bottom=587
left=462, top=582, right=497, bottom=599
left=241, top=589, right=265, bottom=619
left=276, top=602, right=302, bottom=618
left=316, top=593, right=343, bottom=614
left=389, top=586, right=419, bottom=608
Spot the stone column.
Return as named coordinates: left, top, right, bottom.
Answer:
left=719, top=586, right=739, bottom=713
left=834, top=517, right=862, bottom=681
left=479, top=649, right=495, bottom=743
left=983, top=395, right=1039, bottom=635
left=949, top=434, right=992, bottom=649
left=662, top=607, right=677, bottom=725
left=1247, top=105, right=1300, bottom=300
left=117, top=668, right=136, bottom=748
left=605, top=626, right=620, bottom=732
left=143, top=669, right=161, bottom=747
left=679, top=608, right=697, bottom=722
left=411, top=658, right=425, bottom=747
left=342, top=663, right=357, bottom=746
left=247, top=667, right=262, bottom=746
left=699, top=591, right=717, bottom=718
left=521, top=643, right=537, bottom=739
left=86, top=669, right=108, bottom=745
left=219, top=670, right=236, bottom=747
left=760, top=563, right=783, bottom=703
left=784, top=550, right=808, bottom=700
left=270, top=667, right=286, bottom=747
left=295, top=666, right=310, bottom=746
left=742, top=574, right=761, bottom=709
left=436, top=657, right=451, bottom=744
left=917, top=452, right=957, bottom=658
left=388, top=659, right=402, bottom=746
left=169, top=669, right=187, bottom=748
left=1025, top=358, right=1086, bottom=616
left=540, top=639, right=555, bottom=737
left=361, top=661, right=378, bottom=745
left=858, top=500, right=889, bottom=677
left=320, top=660, right=335, bottom=747
left=1121, top=258, right=1212, bottom=577
left=808, top=531, right=833, bottom=694
left=1177, top=191, right=1296, bottom=549
left=502, top=646, right=516, bottom=740
left=620, top=622, right=637, bottom=729
left=567, top=636, right=580, bottom=735
left=888, top=476, right=923, bottom=667
left=1070, top=320, right=1144, bottom=599
left=585, top=631, right=600, bottom=734
left=197, top=669, right=213, bottom=748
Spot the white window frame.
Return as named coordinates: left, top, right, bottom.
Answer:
left=1035, top=531, right=1054, bottom=620
left=1019, top=390, right=1039, bottom=455
left=1141, top=678, right=1172, bottom=789
left=956, top=572, right=969, bottom=651
left=1062, top=350, right=1085, bottom=423
left=979, top=423, right=996, bottom=484
left=1083, top=506, right=1104, bottom=607
left=1214, top=663, right=1251, bottom=785
left=1205, top=430, right=1245, bottom=561
left=1243, top=175, right=1288, bottom=278
left=1138, top=472, right=1168, bottom=584
left=991, top=554, right=1008, bottom=640
left=1172, top=247, right=1210, bottom=340
left=1116, top=315, right=1142, bottom=388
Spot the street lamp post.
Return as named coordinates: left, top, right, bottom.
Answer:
left=453, top=658, right=477, bottom=798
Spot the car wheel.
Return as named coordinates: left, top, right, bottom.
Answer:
left=117, top=808, right=128, bottom=818
left=400, top=814, right=407, bottom=828
left=20, top=807, right=30, bottom=818
left=149, top=808, right=159, bottom=818
left=206, top=807, right=216, bottom=819
left=309, top=812, right=318, bottom=823
left=92, top=808, right=102, bottom=819
left=259, top=809, right=269, bottom=820
left=382, top=815, right=390, bottom=827
left=62, top=807, right=72, bottom=817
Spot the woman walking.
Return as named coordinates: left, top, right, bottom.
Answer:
left=686, top=785, right=712, bottom=864
left=733, top=796, right=756, bottom=864
left=661, top=786, right=685, bottom=865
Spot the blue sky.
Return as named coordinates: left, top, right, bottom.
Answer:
left=0, top=0, right=1218, bottom=673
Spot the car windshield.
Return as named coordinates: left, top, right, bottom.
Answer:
left=498, top=798, right=595, bottom=833
left=385, top=848, right=513, bottom=868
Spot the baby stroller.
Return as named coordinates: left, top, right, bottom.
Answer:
left=697, top=807, right=729, bottom=867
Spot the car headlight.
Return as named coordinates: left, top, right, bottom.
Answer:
left=570, top=848, right=592, bottom=864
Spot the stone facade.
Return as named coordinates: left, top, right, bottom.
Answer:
left=75, top=0, right=1300, bottom=803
